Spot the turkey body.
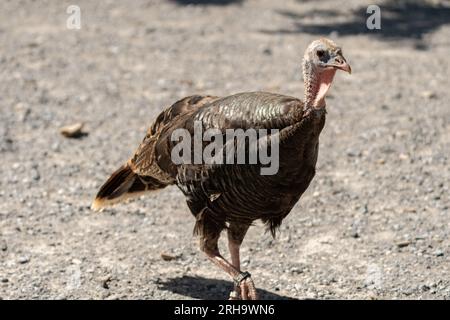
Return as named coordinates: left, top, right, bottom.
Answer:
left=129, top=92, right=326, bottom=237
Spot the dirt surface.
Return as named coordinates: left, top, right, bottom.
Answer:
left=0, top=0, right=449, bottom=299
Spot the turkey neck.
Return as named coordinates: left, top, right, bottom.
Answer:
left=302, top=59, right=336, bottom=112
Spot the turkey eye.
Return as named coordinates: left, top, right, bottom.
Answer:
left=316, top=50, right=325, bottom=58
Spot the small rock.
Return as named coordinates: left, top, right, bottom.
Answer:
left=27, top=39, right=42, bottom=48
left=51, top=142, right=61, bottom=152
left=31, top=168, right=40, bottom=181
left=433, top=250, right=444, bottom=257
left=346, top=149, right=360, bottom=157
left=421, top=284, right=430, bottom=291
left=0, top=241, right=6, bottom=251
left=393, top=92, right=402, bottom=99
left=351, top=231, right=360, bottom=238
left=60, top=122, right=86, bottom=138
left=161, top=252, right=176, bottom=261
left=100, top=275, right=112, bottom=289
left=290, top=267, right=303, bottom=275
left=263, top=48, right=272, bottom=56
left=1, top=278, right=8, bottom=283
left=421, top=91, right=437, bottom=99
left=396, top=241, right=411, bottom=248
left=18, top=256, right=30, bottom=264
left=359, top=204, right=369, bottom=214
left=108, top=46, right=120, bottom=55
left=14, top=103, right=31, bottom=122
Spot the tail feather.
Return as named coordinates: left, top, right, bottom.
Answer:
left=91, top=162, right=167, bottom=211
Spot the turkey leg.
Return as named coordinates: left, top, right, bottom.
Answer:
left=200, top=226, right=257, bottom=300
left=227, top=223, right=256, bottom=300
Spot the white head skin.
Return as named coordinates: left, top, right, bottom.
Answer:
left=302, top=38, right=351, bottom=109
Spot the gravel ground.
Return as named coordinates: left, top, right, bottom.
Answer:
left=0, top=0, right=449, bottom=300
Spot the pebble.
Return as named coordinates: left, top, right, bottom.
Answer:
left=59, top=122, right=85, bottom=138
left=14, top=103, right=31, bottom=122
left=433, top=250, right=444, bottom=257
left=51, top=142, right=60, bottom=152
left=289, top=267, right=304, bottom=275
left=161, top=252, right=177, bottom=261
left=351, top=231, right=360, bottom=238
left=396, top=241, right=412, bottom=248
left=359, top=204, right=369, bottom=214
left=421, top=284, right=430, bottom=291
left=263, top=48, right=272, bottom=56
left=421, top=91, right=437, bottom=99
left=18, top=256, right=30, bottom=264
left=31, top=168, right=40, bottom=181
left=346, top=149, right=360, bottom=157
left=100, top=275, right=112, bottom=289
left=393, top=92, right=402, bottom=99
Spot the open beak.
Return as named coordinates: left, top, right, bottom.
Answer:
left=328, top=55, right=352, bottom=74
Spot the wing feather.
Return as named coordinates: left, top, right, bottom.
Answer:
left=129, top=95, right=219, bottom=180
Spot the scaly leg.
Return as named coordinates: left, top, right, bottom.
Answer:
left=227, top=223, right=257, bottom=300
left=199, top=224, right=257, bottom=300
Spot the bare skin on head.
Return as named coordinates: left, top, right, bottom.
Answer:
left=303, top=38, right=351, bottom=108
left=92, top=38, right=351, bottom=300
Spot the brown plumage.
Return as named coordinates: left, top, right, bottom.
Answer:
left=92, top=38, right=351, bottom=300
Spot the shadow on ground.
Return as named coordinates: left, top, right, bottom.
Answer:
left=157, top=276, right=297, bottom=300
left=170, top=0, right=243, bottom=5
left=262, top=0, right=450, bottom=48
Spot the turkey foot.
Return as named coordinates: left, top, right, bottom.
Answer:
left=233, top=271, right=258, bottom=300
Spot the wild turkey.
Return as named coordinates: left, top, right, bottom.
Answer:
left=92, top=38, right=351, bottom=300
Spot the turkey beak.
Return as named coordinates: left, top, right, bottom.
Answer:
left=328, top=54, right=351, bottom=74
